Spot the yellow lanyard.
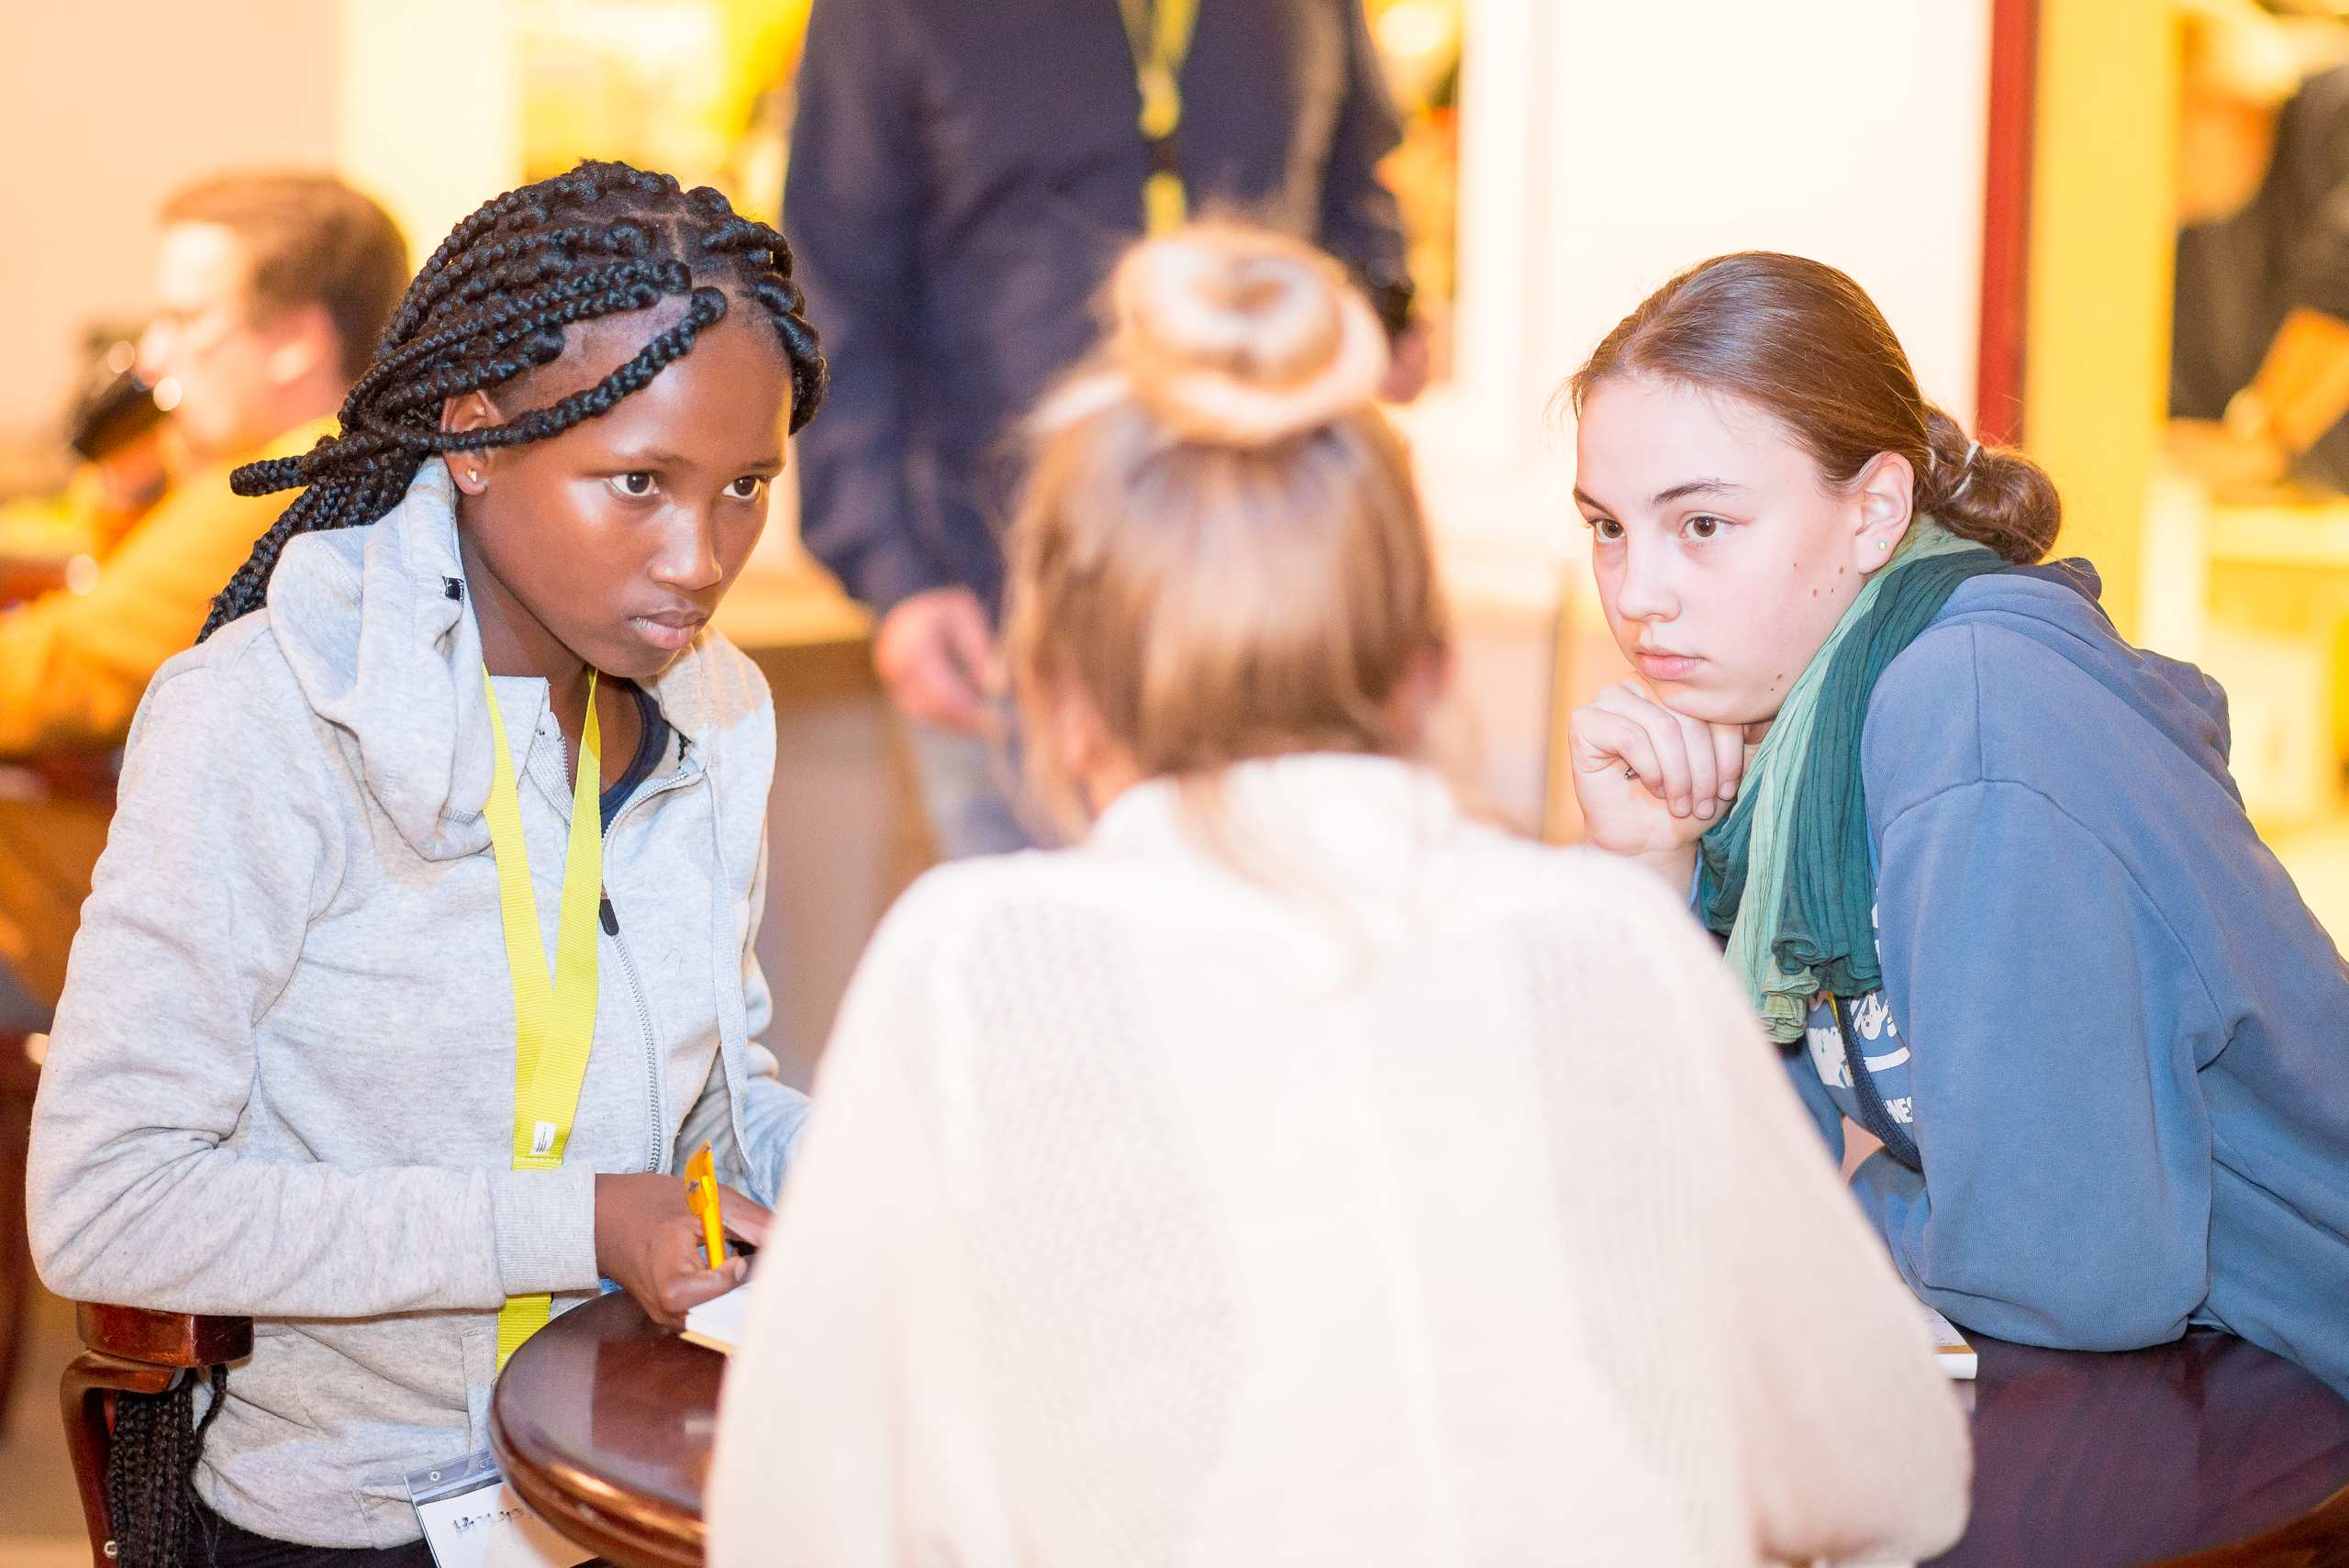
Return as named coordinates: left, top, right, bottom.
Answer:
left=1116, top=0, right=1199, bottom=233
left=480, top=667, right=604, bottom=1367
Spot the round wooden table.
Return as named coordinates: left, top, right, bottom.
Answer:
left=490, top=1290, right=718, bottom=1568
left=494, top=1292, right=2349, bottom=1568
left=1928, top=1330, right=2349, bottom=1567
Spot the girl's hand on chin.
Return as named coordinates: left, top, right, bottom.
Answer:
left=1567, top=680, right=1748, bottom=858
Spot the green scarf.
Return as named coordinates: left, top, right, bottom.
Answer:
left=1696, top=518, right=2007, bottom=1042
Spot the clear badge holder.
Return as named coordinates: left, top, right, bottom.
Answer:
left=406, top=1448, right=595, bottom=1568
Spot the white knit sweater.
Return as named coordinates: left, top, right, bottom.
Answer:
left=709, top=755, right=1970, bottom=1567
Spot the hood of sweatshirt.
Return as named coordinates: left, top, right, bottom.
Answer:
left=263, top=461, right=735, bottom=861
left=1941, top=559, right=2241, bottom=804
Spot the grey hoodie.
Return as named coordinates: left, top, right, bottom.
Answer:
left=27, top=462, right=809, bottom=1548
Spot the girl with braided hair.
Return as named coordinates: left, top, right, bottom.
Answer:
left=27, top=161, right=826, bottom=1566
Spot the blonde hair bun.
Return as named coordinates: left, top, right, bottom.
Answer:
left=1080, top=221, right=1390, bottom=449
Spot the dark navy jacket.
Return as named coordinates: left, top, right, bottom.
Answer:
left=785, top=0, right=1411, bottom=615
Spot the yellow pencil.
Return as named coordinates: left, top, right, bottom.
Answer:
left=685, top=1144, right=726, bottom=1270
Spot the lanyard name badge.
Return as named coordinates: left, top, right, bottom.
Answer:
left=484, top=665, right=606, bottom=1365
left=408, top=1450, right=593, bottom=1568
left=411, top=669, right=607, bottom=1568
left=1118, top=0, right=1199, bottom=234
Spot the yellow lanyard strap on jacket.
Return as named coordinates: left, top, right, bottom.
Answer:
left=1117, top=0, right=1199, bottom=233
left=481, top=668, right=604, bottom=1368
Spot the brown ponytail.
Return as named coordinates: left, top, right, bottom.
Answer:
left=1916, top=406, right=2061, bottom=562
left=1565, top=252, right=2061, bottom=564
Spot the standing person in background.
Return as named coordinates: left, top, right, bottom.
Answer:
left=2167, top=0, right=2349, bottom=495
left=785, top=0, right=1424, bottom=856
left=0, top=172, right=406, bottom=1032
left=2165, top=0, right=2349, bottom=788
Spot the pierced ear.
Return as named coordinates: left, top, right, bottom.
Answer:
left=1850, top=450, right=1916, bottom=571
left=440, top=392, right=502, bottom=495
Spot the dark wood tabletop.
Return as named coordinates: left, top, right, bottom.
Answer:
left=1929, top=1330, right=2349, bottom=1567
left=489, top=1290, right=718, bottom=1568
left=493, top=1293, right=2349, bottom=1568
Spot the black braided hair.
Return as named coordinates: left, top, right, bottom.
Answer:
left=197, top=160, right=827, bottom=642
left=106, top=1365, right=228, bottom=1568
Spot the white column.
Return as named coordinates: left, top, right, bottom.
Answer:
left=1399, top=0, right=1996, bottom=836
left=337, top=0, right=523, bottom=257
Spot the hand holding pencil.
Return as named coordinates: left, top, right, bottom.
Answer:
left=591, top=1158, right=771, bottom=1329
left=686, top=1145, right=728, bottom=1269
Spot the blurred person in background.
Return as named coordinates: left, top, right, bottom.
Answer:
left=785, top=0, right=1425, bottom=858
left=2168, top=0, right=2349, bottom=494
left=0, top=330, right=173, bottom=570
left=0, top=172, right=406, bottom=1033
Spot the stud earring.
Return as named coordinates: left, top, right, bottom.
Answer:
left=1876, top=538, right=1891, bottom=550
left=467, top=469, right=481, bottom=484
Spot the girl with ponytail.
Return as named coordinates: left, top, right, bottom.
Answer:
left=1564, top=251, right=2349, bottom=1392
left=27, top=161, right=826, bottom=1565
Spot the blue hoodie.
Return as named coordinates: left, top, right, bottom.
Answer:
left=1785, top=563, right=2349, bottom=1392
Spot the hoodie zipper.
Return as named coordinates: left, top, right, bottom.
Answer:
left=599, top=762, right=704, bottom=1176
left=600, top=891, right=667, bottom=1175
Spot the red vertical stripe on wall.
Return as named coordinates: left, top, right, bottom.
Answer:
left=1977, top=0, right=2040, bottom=445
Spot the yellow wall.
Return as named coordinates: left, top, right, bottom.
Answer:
left=2022, top=0, right=2179, bottom=638
left=339, top=0, right=522, bottom=259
